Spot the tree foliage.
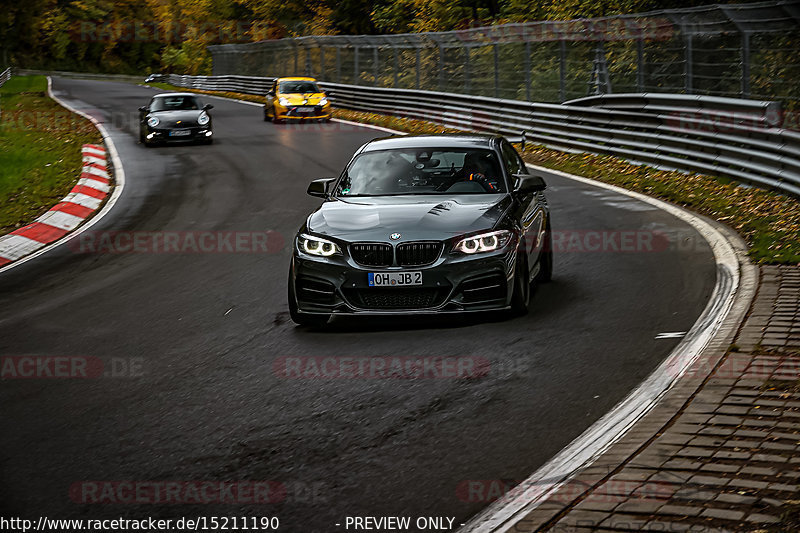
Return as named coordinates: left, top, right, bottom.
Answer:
left=0, top=0, right=722, bottom=74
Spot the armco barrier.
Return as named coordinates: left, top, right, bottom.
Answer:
left=0, top=67, right=11, bottom=88
left=166, top=73, right=800, bottom=197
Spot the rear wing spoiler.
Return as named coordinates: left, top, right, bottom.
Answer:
left=506, top=131, right=527, bottom=150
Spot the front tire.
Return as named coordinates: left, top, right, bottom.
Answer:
left=537, top=221, right=553, bottom=283
left=288, top=267, right=330, bottom=327
left=509, top=249, right=530, bottom=316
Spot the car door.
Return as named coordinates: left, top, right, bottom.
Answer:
left=501, top=140, right=545, bottom=274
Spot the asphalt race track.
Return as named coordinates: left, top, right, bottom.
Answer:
left=0, top=78, right=716, bottom=531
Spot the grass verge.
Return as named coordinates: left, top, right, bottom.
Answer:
left=145, top=82, right=800, bottom=264
left=0, top=76, right=102, bottom=234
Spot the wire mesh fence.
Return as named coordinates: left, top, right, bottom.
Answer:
left=208, top=0, right=800, bottom=105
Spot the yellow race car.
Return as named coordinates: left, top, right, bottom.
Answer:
left=264, top=77, right=331, bottom=123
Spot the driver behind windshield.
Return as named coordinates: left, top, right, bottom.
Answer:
left=280, top=81, right=320, bottom=94
left=151, top=96, right=199, bottom=111
left=336, top=149, right=506, bottom=196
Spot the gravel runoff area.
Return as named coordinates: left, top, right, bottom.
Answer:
left=506, top=265, right=800, bottom=532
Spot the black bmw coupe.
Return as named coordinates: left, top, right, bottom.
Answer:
left=288, top=134, right=553, bottom=326
left=138, top=93, right=214, bottom=146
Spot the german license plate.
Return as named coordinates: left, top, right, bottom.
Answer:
left=368, top=272, right=422, bottom=287
left=169, top=129, right=191, bottom=137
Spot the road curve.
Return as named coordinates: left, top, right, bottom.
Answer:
left=0, top=78, right=716, bottom=531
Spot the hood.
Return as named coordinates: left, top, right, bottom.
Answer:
left=307, top=195, right=512, bottom=242
left=279, top=92, right=326, bottom=105
left=149, top=109, right=205, bottom=127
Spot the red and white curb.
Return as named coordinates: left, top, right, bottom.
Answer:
left=0, top=144, right=111, bottom=267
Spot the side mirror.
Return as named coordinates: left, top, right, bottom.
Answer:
left=513, top=174, right=546, bottom=194
left=203, top=104, right=213, bottom=111
left=267, top=90, right=275, bottom=96
left=307, top=177, right=336, bottom=198
left=138, top=106, right=148, bottom=112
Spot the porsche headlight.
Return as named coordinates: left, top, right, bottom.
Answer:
left=319, top=97, right=329, bottom=106
left=454, top=230, right=512, bottom=254
left=297, top=234, right=340, bottom=257
left=147, top=116, right=160, bottom=127
left=197, top=112, right=209, bottom=125
left=278, top=97, right=290, bottom=106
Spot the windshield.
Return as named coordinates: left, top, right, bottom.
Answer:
left=334, top=148, right=507, bottom=196
left=280, top=80, right=320, bottom=94
left=150, top=95, right=200, bottom=112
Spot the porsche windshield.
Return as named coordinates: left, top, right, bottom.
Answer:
left=280, top=80, right=320, bottom=93
left=335, top=148, right=507, bottom=196
left=150, top=95, right=200, bottom=112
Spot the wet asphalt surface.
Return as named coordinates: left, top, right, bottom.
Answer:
left=0, top=78, right=716, bottom=531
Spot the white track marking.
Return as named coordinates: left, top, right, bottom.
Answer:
left=82, top=146, right=106, bottom=158
left=330, top=118, right=408, bottom=135
left=655, top=331, right=688, bottom=339
left=59, top=192, right=103, bottom=210
left=83, top=165, right=109, bottom=179
left=76, top=177, right=111, bottom=193
left=82, top=155, right=106, bottom=165
left=0, top=235, right=46, bottom=261
left=34, top=210, right=85, bottom=231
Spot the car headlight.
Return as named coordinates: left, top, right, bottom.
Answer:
left=147, top=116, right=159, bottom=127
left=454, top=230, right=512, bottom=254
left=278, top=97, right=290, bottom=106
left=297, top=234, right=341, bottom=257
left=319, top=97, right=329, bottom=106
left=197, top=112, right=209, bottom=125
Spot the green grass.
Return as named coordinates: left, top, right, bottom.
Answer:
left=0, top=76, right=101, bottom=234
left=142, top=82, right=800, bottom=264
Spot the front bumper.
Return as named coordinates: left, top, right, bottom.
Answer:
left=290, top=246, right=517, bottom=316
left=144, top=126, right=213, bottom=143
left=274, top=103, right=331, bottom=120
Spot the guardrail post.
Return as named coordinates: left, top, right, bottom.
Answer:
left=559, top=40, right=566, bottom=102
left=336, top=46, right=342, bottom=83
left=373, top=46, right=379, bottom=86
left=741, top=31, right=751, bottom=98
left=493, top=44, right=499, bottom=98
left=684, top=35, right=693, bottom=94
left=304, top=45, right=311, bottom=76
left=320, top=46, right=326, bottom=79
left=293, top=46, right=298, bottom=75
left=438, top=45, right=444, bottom=91
left=415, top=47, right=421, bottom=89
left=464, top=47, right=471, bottom=93
left=354, top=46, right=360, bottom=85
left=393, top=47, right=399, bottom=87
left=525, top=42, right=531, bottom=101
left=637, top=38, right=644, bottom=92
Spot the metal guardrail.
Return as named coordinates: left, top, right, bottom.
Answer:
left=209, top=0, right=800, bottom=104
left=167, top=73, right=800, bottom=197
left=0, top=67, right=11, bottom=88
left=13, top=69, right=146, bottom=84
